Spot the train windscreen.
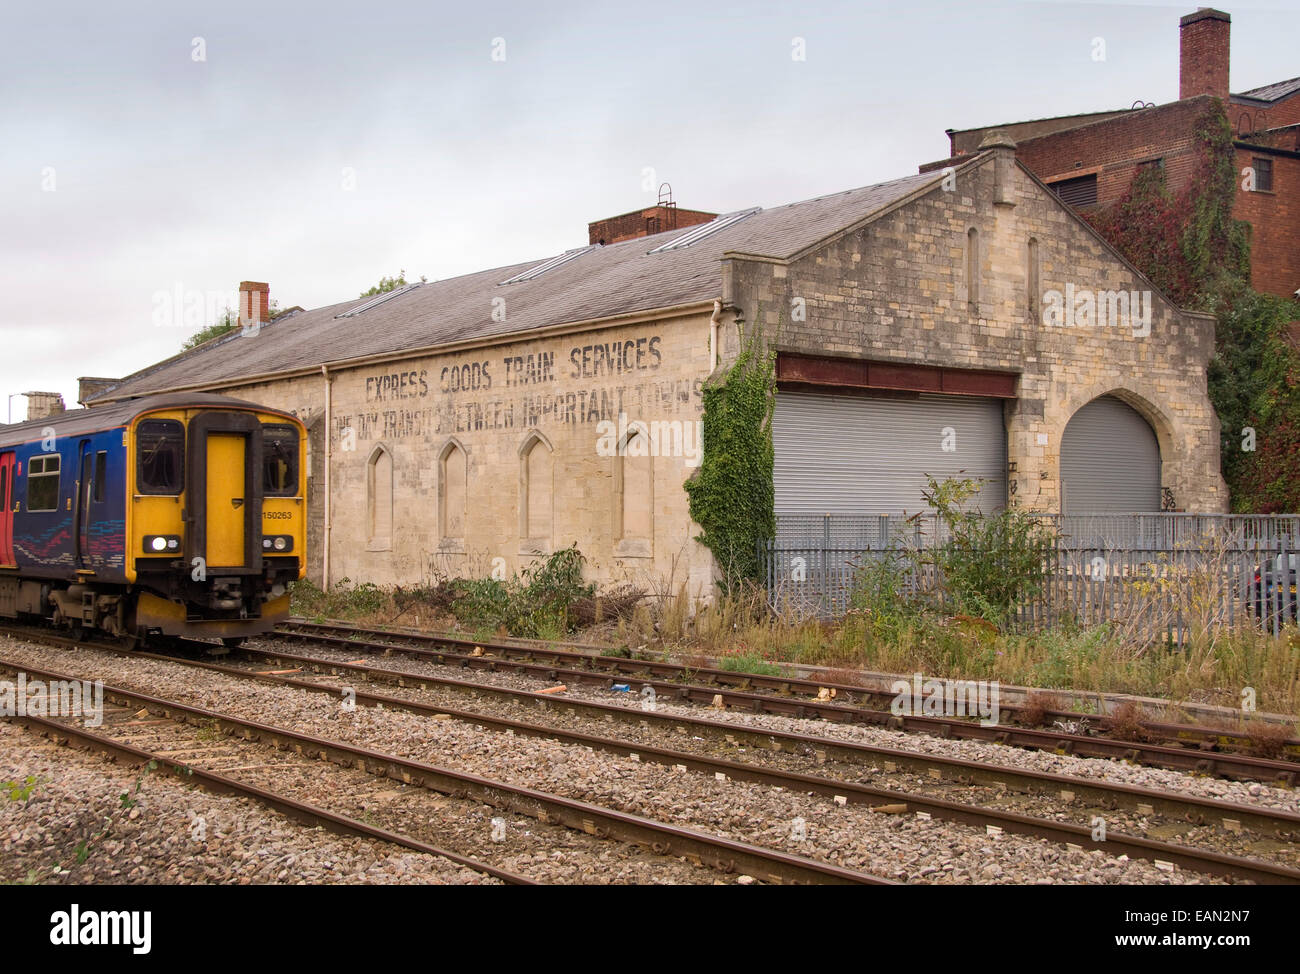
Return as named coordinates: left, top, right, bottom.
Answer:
left=137, top=419, right=184, bottom=494
left=262, top=425, right=299, bottom=496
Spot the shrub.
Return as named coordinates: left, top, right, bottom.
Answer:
left=289, top=576, right=390, bottom=619
left=1107, top=700, right=1149, bottom=742
left=849, top=544, right=927, bottom=640
left=846, top=476, right=1058, bottom=630
left=449, top=545, right=596, bottom=638
left=921, top=476, right=1058, bottom=626
left=1244, top=719, right=1295, bottom=760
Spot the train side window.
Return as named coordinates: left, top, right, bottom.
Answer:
left=137, top=420, right=184, bottom=494
left=94, top=452, right=106, bottom=502
left=26, top=455, right=61, bottom=511
left=263, top=425, right=299, bottom=496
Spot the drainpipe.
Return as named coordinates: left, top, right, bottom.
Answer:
left=709, top=299, right=723, bottom=372
left=321, top=364, right=332, bottom=590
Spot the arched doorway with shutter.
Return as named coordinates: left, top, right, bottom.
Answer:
left=1060, top=394, right=1162, bottom=514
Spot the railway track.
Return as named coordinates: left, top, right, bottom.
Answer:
left=5, top=624, right=1297, bottom=883
left=0, top=639, right=893, bottom=885
left=274, top=618, right=1300, bottom=785
left=10, top=708, right=534, bottom=885
left=234, top=640, right=1300, bottom=843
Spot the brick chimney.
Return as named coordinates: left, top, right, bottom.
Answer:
left=588, top=205, right=717, bottom=246
left=1180, top=8, right=1231, bottom=101
left=238, top=281, right=270, bottom=327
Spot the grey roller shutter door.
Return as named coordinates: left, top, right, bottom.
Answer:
left=1060, top=395, right=1160, bottom=514
left=773, top=390, right=1007, bottom=516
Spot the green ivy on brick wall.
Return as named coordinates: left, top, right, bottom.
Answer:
left=1082, top=100, right=1299, bottom=512
left=685, top=323, right=776, bottom=590
left=1209, top=290, right=1300, bottom=513
left=1084, top=103, right=1249, bottom=307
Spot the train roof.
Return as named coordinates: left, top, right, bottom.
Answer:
left=0, top=393, right=298, bottom=449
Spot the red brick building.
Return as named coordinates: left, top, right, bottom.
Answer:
left=927, top=8, right=1299, bottom=298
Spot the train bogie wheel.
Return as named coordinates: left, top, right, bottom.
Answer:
left=221, top=637, right=245, bottom=649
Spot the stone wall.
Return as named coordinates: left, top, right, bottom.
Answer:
left=218, top=312, right=717, bottom=594
left=722, top=148, right=1228, bottom=514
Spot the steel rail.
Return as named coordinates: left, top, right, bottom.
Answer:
left=8, top=711, right=534, bottom=885
left=19, top=621, right=1297, bottom=840
left=143, top=647, right=1300, bottom=882
left=0, top=652, right=891, bottom=886
left=274, top=622, right=1300, bottom=784
left=281, top=618, right=1300, bottom=752
left=9, top=631, right=1295, bottom=883
left=231, top=642, right=1300, bottom=841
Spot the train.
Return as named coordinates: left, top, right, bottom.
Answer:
left=0, top=393, right=306, bottom=646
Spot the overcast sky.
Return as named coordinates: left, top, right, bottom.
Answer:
left=3, top=0, right=1297, bottom=419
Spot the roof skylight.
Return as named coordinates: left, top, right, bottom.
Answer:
left=499, top=246, right=594, bottom=285
left=335, top=282, right=425, bottom=318
left=646, top=208, right=761, bottom=254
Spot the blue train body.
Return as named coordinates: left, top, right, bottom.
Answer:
left=9, top=428, right=128, bottom=582
left=0, top=393, right=306, bottom=645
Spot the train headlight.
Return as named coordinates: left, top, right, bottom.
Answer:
left=151, top=536, right=167, bottom=552
left=261, top=535, right=293, bottom=553
left=143, top=535, right=180, bottom=553
left=273, top=536, right=287, bottom=551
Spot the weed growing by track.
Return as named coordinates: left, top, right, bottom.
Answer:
left=290, top=543, right=1300, bottom=715
left=3, top=775, right=38, bottom=803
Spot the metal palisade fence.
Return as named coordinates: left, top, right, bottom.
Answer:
left=763, top=513, right=1300, bottom=644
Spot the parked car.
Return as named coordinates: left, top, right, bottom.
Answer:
left=1252, top=553, right=1298, bottom=625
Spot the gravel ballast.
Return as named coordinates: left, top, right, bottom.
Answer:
left=0, top=720, right=495, bottom=885
left=253, top=635, right=1300, bottom=814
left=0, top=636, right=1252, bottom=884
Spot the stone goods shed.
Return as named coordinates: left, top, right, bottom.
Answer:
left=86, top=144, right=1227, bottom=593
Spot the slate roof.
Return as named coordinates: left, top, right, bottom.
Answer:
left=1234, top=76, right=1300, bottom=104
left=89, top=170, right=944, bottom=402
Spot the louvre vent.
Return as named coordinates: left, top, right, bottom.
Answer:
left=1049, top=174, right=1098, bottom=208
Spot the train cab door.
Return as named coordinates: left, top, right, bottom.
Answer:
left=0, top=451, right=14, bottom=567
left=186, top=413, right=263, bottom=576
left=206, top=434, right=246, bottom=567
left=74, top=441, right=92, bottom=570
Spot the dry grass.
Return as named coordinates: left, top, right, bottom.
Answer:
left=819, top=666, right=870, bottom=688
left=1105, top=700, right=1150, bottom=742
left=1018, top=691, right=1065, bottom=728
left=1046, top=531, right=1281, bottom=654
left=571, top=585, right=645, bottom=627
left=294, top=556, right=1300, bottom=717
left=1244, top=719, right=1297, bottom=760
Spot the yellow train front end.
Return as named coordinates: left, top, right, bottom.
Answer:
left=126, top=400, right=306, bottom=645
